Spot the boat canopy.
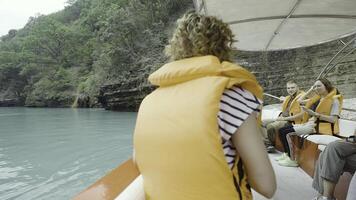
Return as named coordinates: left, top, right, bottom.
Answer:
left=194, top=0, right=356, bottom=51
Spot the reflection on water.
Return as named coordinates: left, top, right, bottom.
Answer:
left=0, top=107, right=136, bottom=200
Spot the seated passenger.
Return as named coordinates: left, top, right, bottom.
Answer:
left=262, top=80, right=304, bottom=152
left=312, top=135, right=356, bottom=200
left=277, top=78, right=342, bottom=167
left=133, top=11, right=276, bottom=200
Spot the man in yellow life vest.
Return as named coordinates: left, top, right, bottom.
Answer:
left=263, top=80, right=304, bottom=152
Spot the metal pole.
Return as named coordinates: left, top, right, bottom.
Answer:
left=323, top=47, right=356, bottom=77
left=317, top=37, right=356, bottom=79
left=264, top=0, right=302, bottom=50
left=342, top=107, right=356, bottom=113
left=264, top=93, right=281, bottom=100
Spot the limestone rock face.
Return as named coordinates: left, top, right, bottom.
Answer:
left=99, top=34, right=356, bottom=111
left=0, top=98, right=22, bottom=107
left=0, top=90, right=23, bottom=107
left=98, top=74, right=155, bottom=111
left=235, top=34, right=356, bottom=104
left=76, top=94, right=91, bottom=108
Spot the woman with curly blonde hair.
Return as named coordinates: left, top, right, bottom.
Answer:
left=133, top=11, right=276, bottom=200
left=165, top=11, right=234, bottom=62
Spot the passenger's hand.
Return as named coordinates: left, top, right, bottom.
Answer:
left=298, top=100, right=306, bottom=106
left=302, top=106, right=316, bottom=116
left=276, top=117, right=284, bottom=121
left=279, top=96, right=286, bottom=102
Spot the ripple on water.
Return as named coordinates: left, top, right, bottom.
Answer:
left=0, top=166, right=23, bottom=179
left=0, top=108, right=135, bottom=200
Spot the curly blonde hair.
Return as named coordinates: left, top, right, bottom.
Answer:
left=165, top=11, right=234, bottom=62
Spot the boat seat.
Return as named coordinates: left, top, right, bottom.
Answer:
left=306, top=134, right=341, bottom=145
left=303, top=119, right=355, bottom=143
left=339, top=119, right=356, bottom=138
left=295, top=119, right=354, bottom=176
left=293, top=119, right=356, bottom=200
left=261, top=108, right=281, bottom=122
left=318, top=144, right=326, bottom=152
left=301, top=119, right=356, bottom=154
left=305, top=135, right=340, bottom=152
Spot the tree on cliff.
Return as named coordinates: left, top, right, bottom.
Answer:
left=0, top=0, right=193, bottom=107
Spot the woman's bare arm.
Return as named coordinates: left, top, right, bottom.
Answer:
left=232, top=113, right=276, bottom=198
left=317, top=114, right=338, bottom=123
left=277, top=111, right=305, bottom=122
left=302, top=106, right=338, bottom=123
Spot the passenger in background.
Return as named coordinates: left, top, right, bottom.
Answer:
left=277, top=78, right=343, bottom=167
left=133, top=11, right=276, bottom=200
left=262, top=80, right=304, bottom=152
left=312, top=132, right=356, bottom=200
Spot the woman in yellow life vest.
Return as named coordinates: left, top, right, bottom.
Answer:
left=133, top=11, right=276, bottom=200
left=301, top=78, right=343, bottom=136
left=276, top=78, right=342, bottom=167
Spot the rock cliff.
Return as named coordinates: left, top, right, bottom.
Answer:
left=99, top=34, right=356, bottom=111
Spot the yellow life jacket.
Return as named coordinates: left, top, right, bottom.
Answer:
left=281, top=91, right=305, bottom=124
left=134, top=55, right=263, bottom=200
left=306, top=89, right=343, bottom=135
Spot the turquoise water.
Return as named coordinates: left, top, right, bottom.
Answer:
left=0, top=107, right=137, bottom=200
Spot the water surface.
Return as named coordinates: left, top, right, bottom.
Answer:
left=0, top=107, right=136, bottom=200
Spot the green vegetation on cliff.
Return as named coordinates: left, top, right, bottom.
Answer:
left=0, top=0, right=192, bottom=107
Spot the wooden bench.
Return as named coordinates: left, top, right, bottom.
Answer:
left=295, top=119, right=356, bottom=176
left=291, top=119, right=356, bottom=200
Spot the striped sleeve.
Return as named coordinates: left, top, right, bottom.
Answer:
left=218, top=86, right=262, bottom=168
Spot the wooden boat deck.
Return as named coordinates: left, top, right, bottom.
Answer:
left=253, top=153, right=317, bottom=200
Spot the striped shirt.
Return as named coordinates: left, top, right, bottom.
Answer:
left=218, top=86, right=262, bottom=169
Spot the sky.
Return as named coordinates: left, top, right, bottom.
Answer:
left=0, top=0, right=68, bottom=37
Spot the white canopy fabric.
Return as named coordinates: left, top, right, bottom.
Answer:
left=193, top=0, right=356, bottom=51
